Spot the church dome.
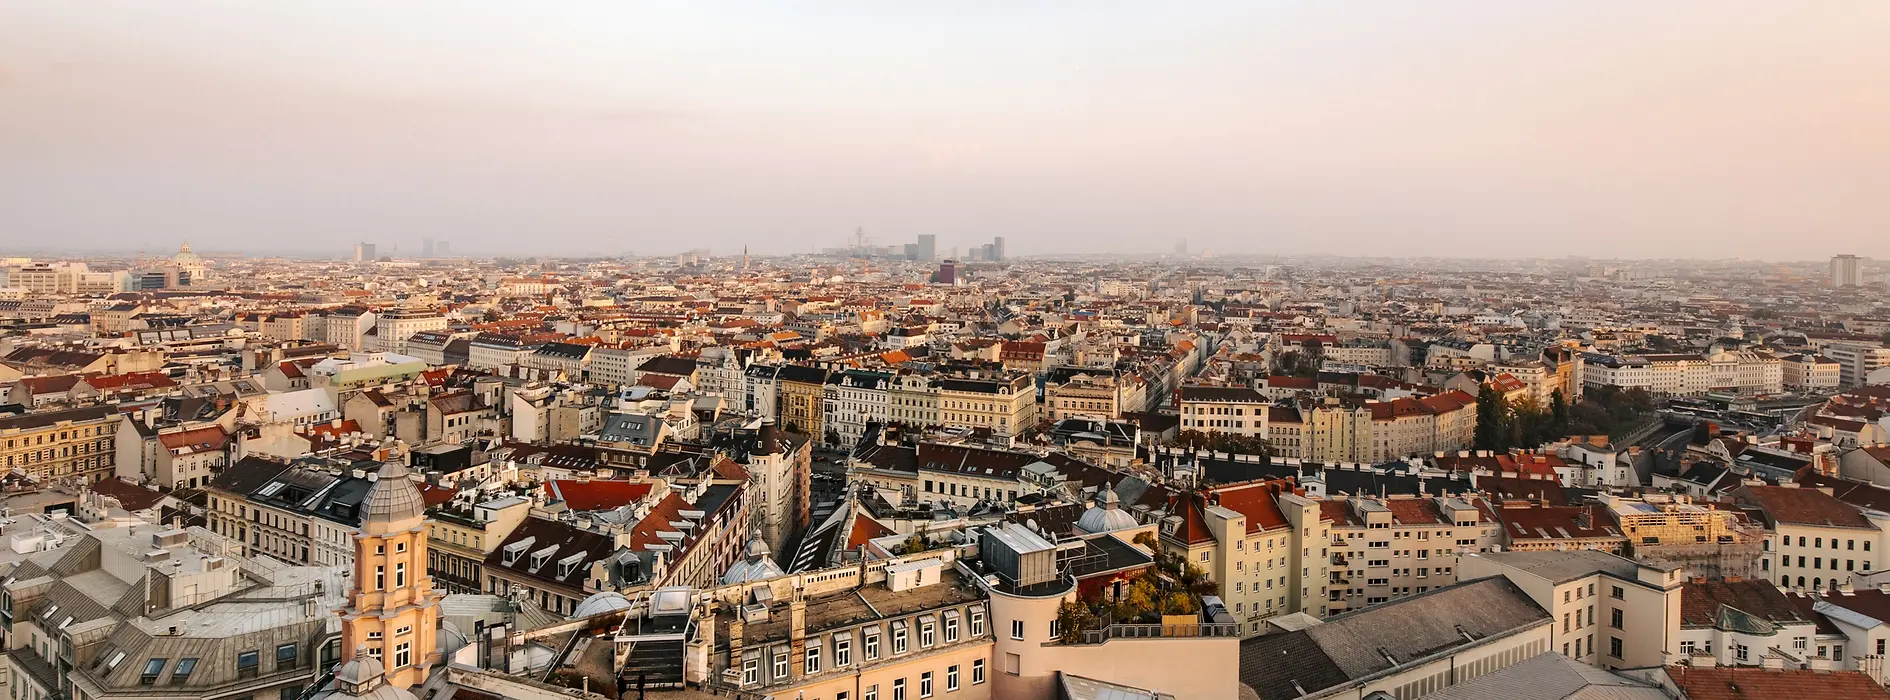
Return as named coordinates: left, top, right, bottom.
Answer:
left=363, top=461, right=427, bottom=525
left=1077, top=488, right=1138, bottom=534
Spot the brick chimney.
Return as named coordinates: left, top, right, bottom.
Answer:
left=788, top=587, right=807, bottom=679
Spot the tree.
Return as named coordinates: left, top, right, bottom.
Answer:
left=1549, top=389, right=1569, bottom=436
left=1055, top=600, right=1097, bottom=644
left=1474, top=382, right=1505, bottom=451
left=1169, top=429, right=1273, bottom=458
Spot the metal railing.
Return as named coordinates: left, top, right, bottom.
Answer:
left=1076, top=622, right=1241, bottom=644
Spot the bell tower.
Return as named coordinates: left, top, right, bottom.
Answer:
left=339, top=461, right=443, bottom=688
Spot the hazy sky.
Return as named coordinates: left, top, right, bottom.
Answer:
left=2, top=2, right=1886, bottom=259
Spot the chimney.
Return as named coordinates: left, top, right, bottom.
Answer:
left=788, top=590, right=807, bottom=679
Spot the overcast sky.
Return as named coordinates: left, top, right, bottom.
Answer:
left=2, top=2, right=1886, bottom=259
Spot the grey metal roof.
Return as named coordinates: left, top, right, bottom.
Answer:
left=1241, top=577, right=1551, bottom=700
left=1418, top=652, right=1669, bottom=700
left=1462, top=550, right=1645, bottom=585
left=362, top=461, right=427, bottom=524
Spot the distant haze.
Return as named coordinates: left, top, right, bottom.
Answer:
left=2, top=2, right=1886, bottom=259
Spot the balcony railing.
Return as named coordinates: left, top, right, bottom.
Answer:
left=1076, top=622, right=1240, bottom=645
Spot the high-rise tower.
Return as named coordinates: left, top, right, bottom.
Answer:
left=338, top=462, right=442, bottom=689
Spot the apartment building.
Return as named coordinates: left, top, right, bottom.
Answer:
left=1733, top=483, right=1888, bottom=592
left=1240, top=577, right=1554, bottom=700
left=1320, top=494, right=1502, bottom=616
left=319, top=307, right=376, bottom=351
left=371, top=308, right=448, bottom=354
left=1159, top=481, right=1329, bottom=635
left=1460, top=550, right=1685, bottom=670
left=0, top=405, right=119, bottom=482
left=936, top=372, right=1036, bottom=440
left=1823, top=342, right=1890, bottom=388
left=2, top=524, right=340, bottom=700
left=426, top=495, right=532, bottom=593
left=205, top=457, right=375, bottom=568
left=888, top=370, right=940, bottom=427
left=706, top=560, right=995, bottom=700
left=1782, top=353, right=1843, bottom=391
left=775, top=364, right=830, bottom=438
left=824, top=369, right=893, bottom=448
left=1042, top=369, right=1146, bottom=422
left=1708, top=349, right=1784, bottom=395
left=1177, top=385, right=1269, bottom=437
left=1269, top=391, right=1477, bottom=463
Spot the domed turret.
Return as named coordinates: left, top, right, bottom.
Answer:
left=363, top=461, right=426, bottom=525
left=721, top=529, right=785, bottom=584
left=1076, top=488, right=1137, bottom=534
left=330, top=645, right=416, bottom=700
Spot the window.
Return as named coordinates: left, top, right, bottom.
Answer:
left=1011, top=619, right=1024, bottom=640
left=742, top=658, right=758, bottom=686
left=141, top=658, right=167, bottom=685
left=945, top=616, right=959, bottom=642
left=393, top=642, right=411, bottom=669
left=973, top=659, right=986, bottom=684
left=396, top=542, right=406, bottom=553
left=1610, top=637, right=1623, bottom=658
left=277, top=643, right=298, bottom=669
left=1735, top=644, right=1749, bottom=662
left=1610, top=609, right=1623, bottom=629
left=865, top=685, right=878, bottom=700
left=374, top=566, right=385, bottom=590
left=835, top=638, right=851, bottom=667
left=865, top=632, right=880, bottom=660
left=395, top=563, right=407, bottom=587
left=774, top=651, right=788, bottom=679
left=921, top=620, right=935, bottom=647
left=971, top=611, right=985, bottom=636
left=805, top=645, right=820, bottom=674
left=920, top=671, right=934, bottom=697
left=947, top=665, right=960, bottom=691
left=893, top=678, right=907, bottom=700
left=894, top=626, right=909, bottom=654
left=1680, top=641, right=1696, bottom=655
left=1611, top=586, right=1624, bottom=600
left=237, top=650, right=260, bottom=677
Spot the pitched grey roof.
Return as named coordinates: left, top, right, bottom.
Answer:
left=1418, top=652, right=1668, bottom=700
left=1461, top=550, right=1646, bottom=585
left=1241, top=577, right=1551, bottom=700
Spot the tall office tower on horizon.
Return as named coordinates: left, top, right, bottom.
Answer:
left=1176, top=239, right=1188, bottom=256
left=993, top=236, right=1006, bottom=262
left=1831, top=254, right=1862, bottom=287
left=436, top=240, right=451, bottom=257
left=915, top=234, right=937, bottom=262
left=422, top=237, right=435, bottom=257
left=354, top=242, right=376, bottom=262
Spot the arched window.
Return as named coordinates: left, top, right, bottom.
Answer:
left=1813, top=578, right=1822, bottom=590
left=1798, top=577, right=1806, bottom=588
left=1781, top=576, right=1791, bottom=587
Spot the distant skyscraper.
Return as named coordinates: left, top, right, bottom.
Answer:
left=1175, top=239, right=1188, bottom=256
left=931, top=259, right=957, bottom=285
left=436, top=240, right=451, bottom=256
left=422, top=237, right=435, bottom=257
left=915, top=234, right=937, bottom=262
left=1831, top=254, right=1862, bottom=287
left=354, top=242, right=376, bottom=262
left=993, top=236, right=1006, bottom=262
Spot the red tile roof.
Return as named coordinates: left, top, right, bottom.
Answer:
left=1668, top=666, right=1890, bottom=700
left=847, top=515, right=895, bottom=550
left=544, top=479, right=655, bottom=511
left=1740, top=485, right=1875, bottom=529
left=1207, top=480, right=1293, bottom=533
left=416, top=482, right=459, bottom=507
left=157, top=426, right=230, bottom=453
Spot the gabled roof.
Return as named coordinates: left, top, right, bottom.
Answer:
left=543, top=479, right=655, bottom=512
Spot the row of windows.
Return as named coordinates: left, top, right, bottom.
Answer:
left=743, top=610, right=986, bottom=688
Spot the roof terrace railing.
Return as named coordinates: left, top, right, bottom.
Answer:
left=1075, top=621, right=1241, bottom=645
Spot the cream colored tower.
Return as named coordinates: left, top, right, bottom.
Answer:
left=339, top=461, right=443, bottom=688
